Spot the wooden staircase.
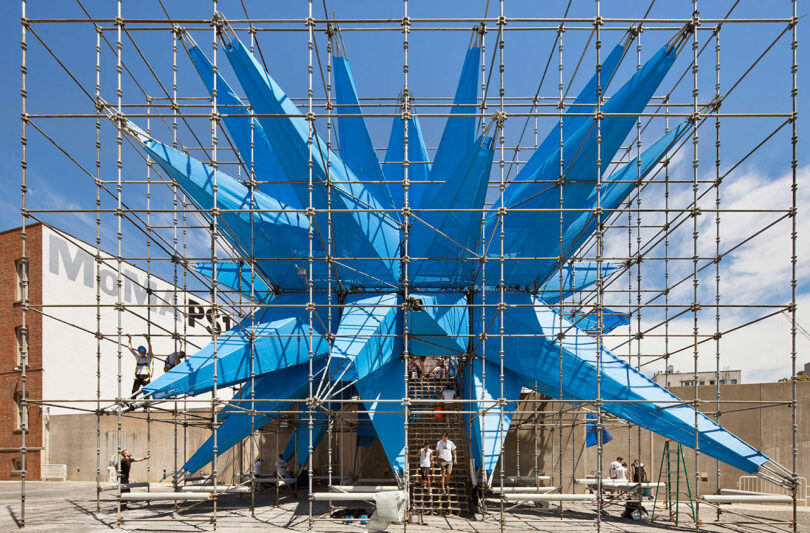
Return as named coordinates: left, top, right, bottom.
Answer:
left=407, top=376, right=471, bottom=516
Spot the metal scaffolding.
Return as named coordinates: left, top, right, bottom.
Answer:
left=16, top=1, right=800, bottom=532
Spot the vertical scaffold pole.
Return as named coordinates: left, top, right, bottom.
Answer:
left=246, top=17, right=258, bottom=519
left=114, top=0, right=124, bottom=525
left=594, top=1, right=604, bottom=530
left=94, top=20, right=102, bottom=514
left=325, top=15, right=335, bottom=508
left=401, top=1, right=412, bottom=528
left=145, top=94, right=153, bottom=494
left=210, top=2, right=220, bottom=527
left=634, top=26, right=643, bottom=471
left=790, top=0, right=799, bottom=530
left=497, top=1, right=506, bottom=531
left=306, top=0, right=316, bottom=529
left=19, top=0, right=29, bottom=526
left=713, top=23, right=722, bottom=514
left=170, top=22, right=180, bottom=511
left=690, top=4, right=701, bottom=530
left=555, top=15, right=565, bottom=515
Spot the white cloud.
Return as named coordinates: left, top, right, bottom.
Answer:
left=601, top=163, right=810, bottom=383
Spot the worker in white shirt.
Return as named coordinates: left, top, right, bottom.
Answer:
left=418, top=441, right=433, bottom=490
left=608, top=456, right=624, bottom=494
left=275, top=454, right=287, bottom=479
left=441, top=384, right=456, bottom=420
left=435, top=433, right=457, bottom=494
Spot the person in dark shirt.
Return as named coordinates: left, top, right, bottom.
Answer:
left=119, top=449, right=149, bottom=509
left=163, top=350, right=186, bottom=372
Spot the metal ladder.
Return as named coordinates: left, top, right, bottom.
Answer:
left=651, top=439, right=697, bottom=526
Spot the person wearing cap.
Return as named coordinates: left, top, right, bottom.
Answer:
left=127, top=334, right=154, bottom=397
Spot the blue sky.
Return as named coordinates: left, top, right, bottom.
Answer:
left=1, top=0, right=807, bottom=382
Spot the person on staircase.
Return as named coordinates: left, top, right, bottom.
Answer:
left=418, top=441, right=434, bottom=492
left=435, top=433, right=457, bottom=495
left=441, top=383, right=456, bottom=422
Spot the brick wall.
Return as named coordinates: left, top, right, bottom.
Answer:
left=0, top=224, right=42, bottom=480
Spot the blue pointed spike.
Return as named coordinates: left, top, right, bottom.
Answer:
left=539, top=262, right=618, bottom=304
left=427, top=46, right=481, bottom=199
left=488, top=43, right=679, bottom=286
left=355, top=359, right=406, bottom=474
left=328, top=293, right=401, bottom=383
left=181, top=361, right=314, bottom=475
left=293, top=410, right=330, bottom=466
left=222, top=35, right=400, bottom=286
left=136, top=133, right=325, bottom=289
left=560, top=307, right=629, bottom=334
left=518, top=42, right=627, bottom=182
left=282, top=409, right=331, bottom=465
left=384, top=104, right=431, bottom=208
left=473, top=292, right=771, bottom=474
left=463, top=358, right=522, bottom=478
left=411, top=136, right=494, bottom=287
left=143, top=294, right=334, bottom=399
left=409, top=293, right=468, bottom=356
left=333, top=56, right=396, bottom=212
left=520, top=121, right=692, bottom=291
left=555, top=120, right=693, bottom=261
left=194, top=262, right=274, bottom=303
left=185, top=43, right=299, bottom=208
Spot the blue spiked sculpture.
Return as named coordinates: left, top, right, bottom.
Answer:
left=128, top=19, right=784, bottom=485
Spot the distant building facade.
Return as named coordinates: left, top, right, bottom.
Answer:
left=652, top=365, right=741, bottom=388
left=0, top=224, right=219, bottom=480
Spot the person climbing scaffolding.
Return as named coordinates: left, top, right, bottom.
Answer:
left=127, top=334, right=153, bottom=398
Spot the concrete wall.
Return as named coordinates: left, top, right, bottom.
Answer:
left=498, top=382, right=810, bottom=495
left=47, top=382, right=809, bottom=492
left=48, top=407, right=394, bottom=483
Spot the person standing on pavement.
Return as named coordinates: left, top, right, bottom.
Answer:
left=118, top=449, right=149, bottom=509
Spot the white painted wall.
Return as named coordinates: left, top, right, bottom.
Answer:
left=41, top=226, right=233, bottom=413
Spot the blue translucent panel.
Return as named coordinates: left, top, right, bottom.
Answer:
left=464, top=358, right=522, bottom=477
left=355, top=358, right=406, bottom=474
left=186, top=44, right=299, bottom=208
left=473, top=292, right=768, bottom=473
left=194, top=262, right=274, bottom=303
left=223, top=36, right=400, bottom=287
left=143, top=293, right=334, bottom=399
left=384, top=110, right=431, bottom=209
left=181, top=361, right=314, bottom=475
left=333, top=56, right=396, bottom=212
left=488, top=44, right=678, bottom=286
left=411, top=136, right=495, bottom=287
left=426, top=46, right=481, bottom=200
left=329, top=293, right=401, bottom=382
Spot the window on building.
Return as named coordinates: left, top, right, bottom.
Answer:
left=14, top=392, right=27, bottom=431
left=14, top=326, right=27, bottom=367
left=731, top=379, right=738, bottom=384
left=709, top=380, right=715, bottom=385
left=11, top=458, right=22, bottom=472
left=699, top=381, right=705, bottom=386
left=719, top=380, right=725, bottom=385
left=15, top=259, right=28, bottom=302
